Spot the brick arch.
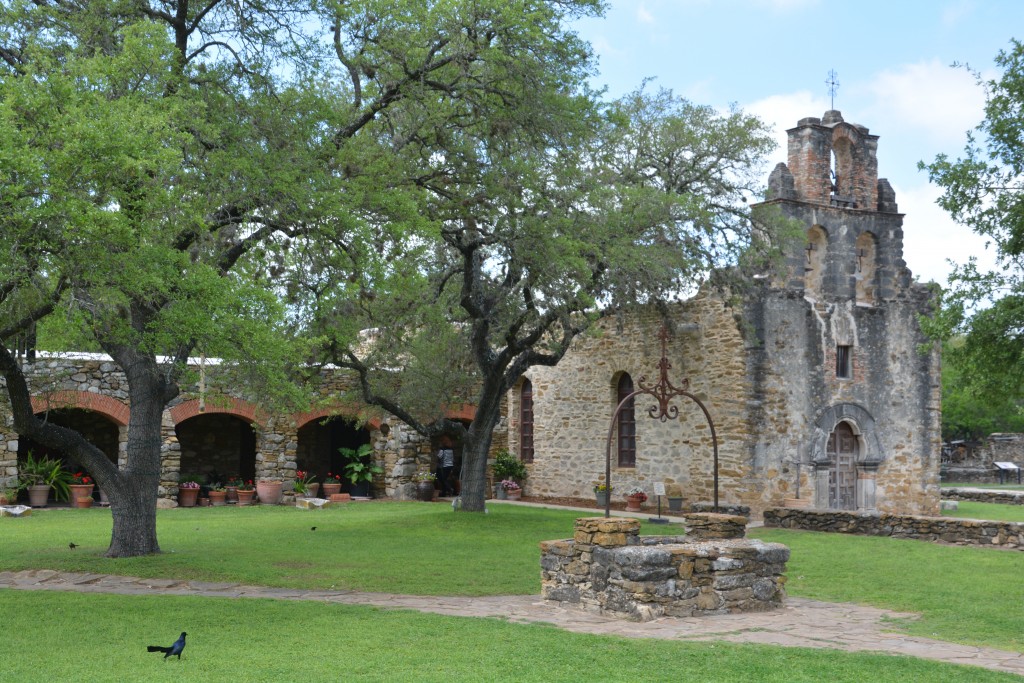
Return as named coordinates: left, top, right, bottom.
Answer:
left=170, top=397, right=263, bottom=426
left=294, top=406, right=382, bottom=431
left=30, top=391, right=129, bottom=426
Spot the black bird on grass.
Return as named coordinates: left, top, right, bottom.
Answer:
left=311, top=526, right=317, bottom=531
left=147, top=631, right=187, bottom=660
left=68, top=542, right=77, bottom=550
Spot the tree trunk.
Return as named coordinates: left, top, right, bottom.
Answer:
left=458, top=390, right=503, bottom=512
left=102, top=350, right=176, bottom=557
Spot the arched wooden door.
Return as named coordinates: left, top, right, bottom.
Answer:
left=827, top=422, right=857, bottom=510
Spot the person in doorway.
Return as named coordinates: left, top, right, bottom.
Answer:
left=437, top=437, right=455, bottom=497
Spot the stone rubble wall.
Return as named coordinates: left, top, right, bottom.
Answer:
left=941, top=488, right=1024, bottom=506
left=763, top=507, right=1024, bottom=550
left=540, top=516, right=789, bottom=622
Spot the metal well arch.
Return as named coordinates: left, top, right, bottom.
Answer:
left=603, top=326, right=719, bottom=517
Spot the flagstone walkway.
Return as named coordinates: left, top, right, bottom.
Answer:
left=2, top=568, right=1023, bottom=677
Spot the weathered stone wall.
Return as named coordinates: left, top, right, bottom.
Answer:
left=0, top=353, right=411, bottom=502
left=942, top=487, right=1024, bottom=506
left=763, top=507, right=1024, bottom=550
left=540, top=516, right=789, bottom=622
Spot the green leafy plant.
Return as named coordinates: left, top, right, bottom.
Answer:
left=492, top=450, right=527, bottom=483
left=340, top=444, right=382, bottom=485
left=412, top=472, right=436, bottom=484
left=18, top=452, right=71, bottom=501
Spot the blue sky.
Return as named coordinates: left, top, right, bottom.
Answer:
left=571, top=0, right=1024, bottom=285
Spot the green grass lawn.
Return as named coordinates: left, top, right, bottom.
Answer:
left=751, top=527, right=1024, bottom=652
left=0, top=503, right=619, bottom=595
left=1, top=590, right=1017, bottom=683
left=5, top=503, right=1024, bottom=659
left=942, top=501, right=1024, bottom=522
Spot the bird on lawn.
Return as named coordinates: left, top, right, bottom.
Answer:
left=147, top=632, right=187, bottom=660
left=68, top=542, right=77, bottom=550
left=310, top=526, right=317, bottom=531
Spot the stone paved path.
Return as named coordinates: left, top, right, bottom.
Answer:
left=2, top=569, right=1023, bottom=677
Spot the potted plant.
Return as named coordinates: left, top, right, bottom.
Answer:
left=208, top=485, right=227, bottom=506
left=19, top=451, right=71, bottom=507
left=624, top=486, right=647, bottom=512
left=412, top=472, right=436, bottom=501
left=665, top=484, right=684, bottom=513
left=225, top=477, right=242, bottom=503
left=0, top=485, right=17, bottom=507
left=237, top=479, right=257, bottom=505
left=69, top=472, right=95, bottom=507
left=491, top=450, right=527, bottom=496
left=593, top=483, right=612, bottom=508
left=340, top=444, right=382, bottom=498
left=322, top=472, right=342, bottom=497
left=74, top=495, right=94, bottom=509
left=294, top=470, right=318, bottom=498
left=500, top=479, right=522, bottom=501
left=178, top=478, right=201, bottom=507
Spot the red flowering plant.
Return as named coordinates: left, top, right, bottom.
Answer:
left=325, top=472, right=342, bottom=484
left=70, top=472, right=92, bottom=485
left=237, top=479, right=255, bottom=491
left=293, top=470, right=316, bottom=494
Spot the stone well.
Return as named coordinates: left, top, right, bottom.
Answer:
left=540, top=515, right=789, bottom=622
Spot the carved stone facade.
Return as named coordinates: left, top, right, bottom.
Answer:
left=506, top=111, right=941, bottom=517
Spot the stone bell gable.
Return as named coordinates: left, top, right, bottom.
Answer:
left=747, top=110, right=941, bottom=515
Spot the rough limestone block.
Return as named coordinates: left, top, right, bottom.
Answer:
left=295, top=497, right=332, bottom=509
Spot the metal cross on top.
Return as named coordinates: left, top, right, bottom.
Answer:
left=826, top=69, right=840, bottom=109
left=602, top=325, right=720, bottom=517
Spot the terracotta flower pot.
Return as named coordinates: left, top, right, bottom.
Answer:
left=225, top=486, right=238, bottom=503
left=506, top=489, right=522, bottom=501
left=69, top=484, right=94, bottom=505
left=626, top=494, right=645, bottom=512
left=322, top=482, right=341, bottom=497
left=75, top=496, right=93, bottom=509
left=208, top=490, right=227, bottom=506
left=236, top=489, right=255, bottom=506
left=255, top=480, right=282, bottom=505
left=178, top=487, right=199, bottom=508
left=28, top=485, right=51, bottom=507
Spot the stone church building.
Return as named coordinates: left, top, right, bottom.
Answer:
left=504, top=110, right=941, bottom=517
left=0, top=111, right=941, bottom=517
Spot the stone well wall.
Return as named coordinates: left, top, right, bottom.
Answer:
left=540, top=515, right=789, bottom=622
left=763, top=507, right=1024, bottom=550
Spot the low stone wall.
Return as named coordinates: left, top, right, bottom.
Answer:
left=540, top=515, right=789, bottom=622
left=763, top=508, right=1024, bottom=550
left=942, top=487, right=1024, bottom=506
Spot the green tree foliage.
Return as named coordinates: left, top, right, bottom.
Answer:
left=921, top=39, right=1024, bottom=426
left=301, top=9, right=789, bottom=510
left=940, top=337, right=1024, bottom=440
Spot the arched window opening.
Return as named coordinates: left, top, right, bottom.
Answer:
left=831, top=137, right=854, bottom=201
left=519, top=379, right=534, bottom=463
left=617, top=373, right=636, bottom=468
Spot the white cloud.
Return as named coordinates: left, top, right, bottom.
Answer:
left=941, top=0, right=976, bottom=28
left=636, top=3, right=654, bottom=24
left=863, top=60, right=985, bottom=142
